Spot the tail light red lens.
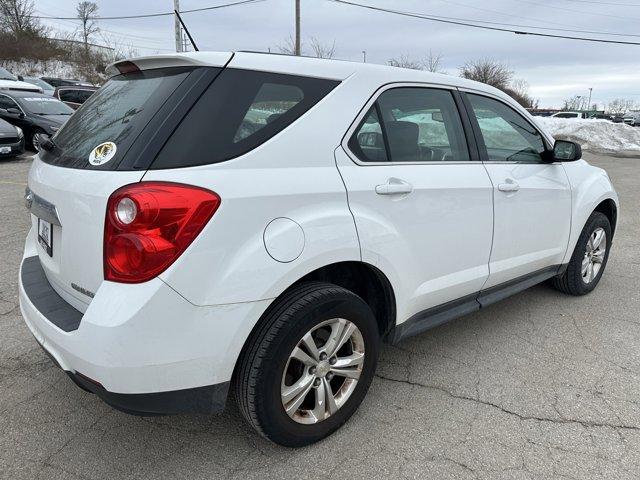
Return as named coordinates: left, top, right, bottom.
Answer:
left=104, top=182, right=220, bottom=283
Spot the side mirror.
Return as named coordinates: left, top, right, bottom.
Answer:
left=553, top=140, right=582, bottom=162
left=6, top=107, right=21, bottom=115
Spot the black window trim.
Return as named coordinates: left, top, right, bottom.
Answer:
left=458, top=89, right=557, bottom=164
left=342, top=82, right=480, bottom=166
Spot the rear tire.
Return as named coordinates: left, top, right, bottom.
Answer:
left=235, top=282, right=379, bottom=447
left=552, top=211, right=611, bottom=296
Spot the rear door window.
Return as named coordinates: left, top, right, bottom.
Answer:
left=347, top=106, right=388, bottom=162
left=349, top=87, right=470, bottom=163
left=151, top=69, right=339, bottom=169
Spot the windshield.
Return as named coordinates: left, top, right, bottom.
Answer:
left=17, top=96, right=74, bottom=115
left=0, top=67, right=17, bottom=81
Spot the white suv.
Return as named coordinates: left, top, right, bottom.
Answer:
left=19, top=52, right=619, bottom=447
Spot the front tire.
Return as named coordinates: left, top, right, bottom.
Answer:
left=235, top=282, right=379, bottom=447
left=29, top=128, right=46, bottom=152
left=552, top=211, right=611, bottom=296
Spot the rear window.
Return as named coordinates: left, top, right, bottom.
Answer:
left=40, top=67, right=193, bottom=169
left=151, top=69, right=339, bottom=169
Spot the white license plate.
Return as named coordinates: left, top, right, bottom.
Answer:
left=38, top=218, right=53, bottom=256
left=0, top=146, right=10, bottom=154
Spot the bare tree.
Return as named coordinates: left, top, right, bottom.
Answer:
left=562, top=95, right=584, bottom=111
left=607, top=98, right=638, bottom=115
left=387, top=54, right=423, bottom=70
left=0, top=0, right=45, bottom=37
left=423, top=50, right=444, bottom=73
left=460, top=58, right=513, bottom=90
left=277, top=35, right=298, bottom=55
left=387, top=51, right=446, bottom=73
left=309, top=37, right=335, bottom=59
left=76, top=1, right=99, bottom=54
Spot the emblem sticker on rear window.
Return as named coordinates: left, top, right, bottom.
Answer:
left=89, top=142, right=117, bottom=166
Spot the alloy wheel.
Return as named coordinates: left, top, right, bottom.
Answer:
left=281, top=318, right=365, bottom=424
left=582, top=227, right=607, bottom=284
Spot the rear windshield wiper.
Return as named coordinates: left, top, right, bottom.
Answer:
left=40, top=137, right=57, bottom=152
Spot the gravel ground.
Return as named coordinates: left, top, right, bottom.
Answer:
left=1, top=152, right=639, bottom=480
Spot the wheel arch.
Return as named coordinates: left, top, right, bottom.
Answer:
left=293, top=261, right=397, bottom=339
left=594, top=198, right=617, bottom=238
left=231, top=261, right=397, bottom=383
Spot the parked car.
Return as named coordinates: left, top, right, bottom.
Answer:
left=54, top=85, right=98, bottom=109
left=40, top=77, right=93, bottom=88
left=551, top=111, right=587, bottom=119
left=19, top=52, right=619, bottom=447
left=623, top=112, right=640, bottom=126
left=18, top=76, right=56, bottom=96
left=0, top=90, right=73, bottom=151
left=0, top=117, right=24, bottom=158
left=0, top=67, right=43, bottom=93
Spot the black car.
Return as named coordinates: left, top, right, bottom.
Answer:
left=0, top=90, right=73, bottom=151
left=40, top=77, right=93, bottom=88
left=0, top=117, right=25, bottom=158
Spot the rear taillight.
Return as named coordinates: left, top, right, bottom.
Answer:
left=104, top=182, right=220, bottom=283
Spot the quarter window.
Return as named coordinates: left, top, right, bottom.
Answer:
left=467, top=94, right=546, bottom=162
left=350, top=87, right=470, bottom=163
left=152, top=69, right=339, bottom=169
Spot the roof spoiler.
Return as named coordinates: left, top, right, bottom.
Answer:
left=105, top=52, right=233, bottom=77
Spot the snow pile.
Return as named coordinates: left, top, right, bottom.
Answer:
left=534, top=117, right=640, bottom=156
left=0, top=59, right=79, bottom=80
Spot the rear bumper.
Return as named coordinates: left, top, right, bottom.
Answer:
left=36, top=339, right=228, bottom=415
left=19, top=235, right=272, bottom=415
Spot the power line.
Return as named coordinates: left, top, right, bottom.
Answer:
left=432, top=0, right=598, bottom=33
left=380, top=7, right=640, bottom=38
left=514, top=0, right=640, bottom=22
left=327, top=0, right=640, bottom=45
left=28, top=0, right=263, bottom=21
left=558, top=0, right=640, bottom=5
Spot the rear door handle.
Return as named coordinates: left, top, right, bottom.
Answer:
left=375, top=179, right=413, bottom=195
left=497, top=180, right=520, bottom=192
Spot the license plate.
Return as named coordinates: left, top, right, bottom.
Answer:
left=38, top=218, right=53, bottom=256
left=0, top=146, right=10, bottom=154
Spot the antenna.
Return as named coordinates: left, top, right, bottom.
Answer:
left=174, top=9, right=199, bottom=52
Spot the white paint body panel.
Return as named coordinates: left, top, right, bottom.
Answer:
left=482, top=162, right=572, bottom=288
left=335, top=148, right=494, bottom=323
left=19, top=52, right=619, bottom=397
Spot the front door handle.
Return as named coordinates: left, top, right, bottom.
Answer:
left=497, top=179, right=520, bottom=192
left=375, top=178, right=413, bottom=195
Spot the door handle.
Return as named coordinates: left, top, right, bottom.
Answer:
left=375, top=179, right=413, bottom=195
left=497, top=180, right=520, bottom=192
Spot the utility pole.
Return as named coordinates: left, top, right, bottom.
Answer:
left=362, top=50, right=366, bottom=63
left=295, top=0, right=301, bottom=56
left=174, top=0, right=183, bottom=53
left=588, top=88, right=593, bottom=111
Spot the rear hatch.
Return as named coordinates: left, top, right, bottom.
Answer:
left=27, top=54, right=232, bottom=311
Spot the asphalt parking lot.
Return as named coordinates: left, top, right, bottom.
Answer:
left=1, top=152, right=639, bottom=479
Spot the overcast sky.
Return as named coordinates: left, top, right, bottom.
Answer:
left=35, top=0, right=640, bottom=108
